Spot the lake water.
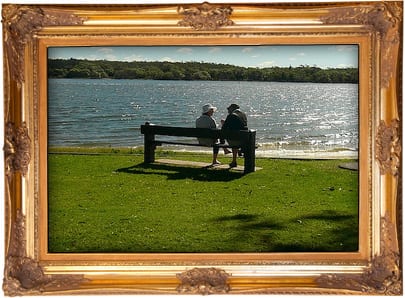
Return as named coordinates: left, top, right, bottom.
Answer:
left=48, top=79, right=358, bottom=158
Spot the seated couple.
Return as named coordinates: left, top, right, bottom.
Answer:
left=195, top=103, right=248, bottom=168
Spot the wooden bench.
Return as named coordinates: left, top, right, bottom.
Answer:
left=140, top=122, right=256, bottom=174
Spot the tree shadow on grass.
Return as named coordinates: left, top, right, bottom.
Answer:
left=282, top=210, right=359, bottom=252
left=212, top=210, right=358, bottom=252
left=212, top=213, right=285, bottom=252
left=216, top=214, right=259, bottom=222
left=116, top=162, right=244, bottom=182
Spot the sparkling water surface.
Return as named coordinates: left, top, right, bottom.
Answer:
left=48, top=79, right=358, bottom=157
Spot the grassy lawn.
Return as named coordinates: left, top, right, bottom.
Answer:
left=48, top=149, right=359, bottom=253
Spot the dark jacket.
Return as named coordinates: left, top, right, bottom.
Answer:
left=222, top=109, right=248, bottom=131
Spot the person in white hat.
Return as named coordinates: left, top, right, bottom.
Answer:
left=196, top=103, right=231, bottom=165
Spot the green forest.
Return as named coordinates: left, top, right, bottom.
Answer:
left=48, top=58, right=358, bottom=84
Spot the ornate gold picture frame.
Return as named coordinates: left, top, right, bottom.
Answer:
left=2, top=1, right=402, bottom=295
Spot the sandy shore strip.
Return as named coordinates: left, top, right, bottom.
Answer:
left=49, top=145, right=359, bottom=160
left=161, top=146, right=358, bottom=160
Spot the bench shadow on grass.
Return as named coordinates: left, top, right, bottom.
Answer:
left=116, top=162, right=244, bottom=182
left=212, top=210, right=358, bottom=252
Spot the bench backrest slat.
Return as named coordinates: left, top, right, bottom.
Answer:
left=141, top=124, right=255, bottom=140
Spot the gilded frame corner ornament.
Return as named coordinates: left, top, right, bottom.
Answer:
left=2, top=1, right=402, bottom=296
left=316, top=214, right=401, bottom=295
left=321, top=2, right=402, bottom=88
left=3, top=211, right=88, bottom=296
left=2, top=5, right=86, bottom=83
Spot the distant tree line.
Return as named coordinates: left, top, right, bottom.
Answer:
left=48, top=58, right=358, bottom=83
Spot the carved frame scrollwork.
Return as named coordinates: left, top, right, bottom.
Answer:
left=376, top=119, right=401, bottom=176
left=2, top=4, right=88, bottom=296
left=176, top=267, right=231, bottom=295
left=4, top=122, right=31, bottom=179
left=320, top=2, right=402, bottom=88
left=316, top=214, right=401, bottom=295
left=178, top=2, right=234, bottom=31
left=3, top=211, right=88, bottom=296
left=2, top=5, right=86, bottom=84
left=2, top=1, right=402, bottom=296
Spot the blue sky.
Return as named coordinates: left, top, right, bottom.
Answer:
left=48, top=45, right=358, bottom=69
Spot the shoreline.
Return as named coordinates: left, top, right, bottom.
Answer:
left=48, top=145, right=358, bottom=160
left=168, top=148, right=358, bottom=160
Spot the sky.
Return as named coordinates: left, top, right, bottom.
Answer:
left=48, top=45, right=358, bottom=69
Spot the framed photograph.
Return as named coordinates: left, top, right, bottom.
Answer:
left=2, top=1, right=402, bottom=295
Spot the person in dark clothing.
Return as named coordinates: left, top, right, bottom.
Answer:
left=221, top=103, right=248, bottom=168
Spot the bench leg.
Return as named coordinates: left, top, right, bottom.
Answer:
left=243, top=147, right=255, bottom=174
left=144, top=133, right=155, bottom=163
left=243, top=132, right=256, bottom=174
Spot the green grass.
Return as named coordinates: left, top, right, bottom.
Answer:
left=48, top=149, right=359, bottom=253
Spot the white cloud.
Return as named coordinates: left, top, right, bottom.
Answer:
left=297, top=52, right=306, bottom=56
left=208, top=47, right=222, bottom=53
left=259, top=60, right=276, bottom=67
left=242, top=47, right=253, bottom=53
left=104, top=55, right=117, bottom=61
left=336, top=63, right=355, bottom=68
left=335, top=45, right=356, bottom=52
left=97, top=47, right=114, bottom=55
left=81, top=54, right=112, bottom=61
left=159, top=56, right=175, bottom=62
left=122, top=54, right=146, bottom=62
left=93, top=48, right=118, bottom=60
left=177, top=47, right=193, bottom=54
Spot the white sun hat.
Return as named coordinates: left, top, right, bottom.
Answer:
left=202, top=103, right=217, bottom=114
